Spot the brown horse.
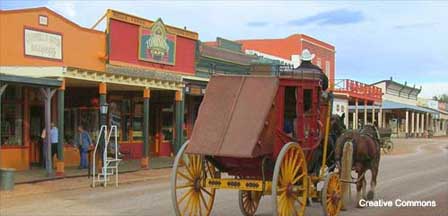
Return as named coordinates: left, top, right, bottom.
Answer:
left=335, top=124, right=381, bottom=207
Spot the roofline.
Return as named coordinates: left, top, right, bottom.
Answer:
left=235, top=34, right=335, bottom=50
left=0, top=7, right=105, bottom=35
left=0, top=73, right=62, bottom=87
left=372, top=79, right=421, bottom=93
left=107, top=9, right=198, bottom=40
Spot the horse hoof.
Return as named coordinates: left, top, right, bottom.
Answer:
left=367, top=191, right=375, bottom=200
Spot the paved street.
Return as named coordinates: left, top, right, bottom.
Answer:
left=1, top=138, right=447, bottom=216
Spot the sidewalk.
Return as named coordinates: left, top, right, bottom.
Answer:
left=14, top=157, right=174, bottom=184
left=0, top=166, right=172, bottom=199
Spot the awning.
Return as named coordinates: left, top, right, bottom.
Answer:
left=349, top=100, right=438, bottom=115
left=0, top=73, right=62, bottom=87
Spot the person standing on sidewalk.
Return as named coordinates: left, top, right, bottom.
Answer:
left=77, top=125, right=92, bottom=169
left=50, top=123, right=59, bottom=161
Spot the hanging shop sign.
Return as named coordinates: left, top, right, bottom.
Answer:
left=24, top=28, right=62, bottom=60
left=139, top=19, right=176, bottom=65
left=185, top=85, right=206, bottom=96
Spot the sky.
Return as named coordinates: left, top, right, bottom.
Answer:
left=1, top=0, right=447, bottom=98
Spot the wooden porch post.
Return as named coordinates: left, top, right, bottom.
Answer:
left=56, top=80, right=65, bottom=176
left=174, top=90, right=184, bottom=153
left=416, top=113, right=420, bottom=137
left=141, top=88, right=150, bottom=169
left=405, top=110, right=409, bottom=137
left=40, top=87, right=57, bottom=176
left=0, top=83, right=8, bottom=168
left=355, top=99, right=359, bottom=129
left=363, top=100, right=368, bottom=126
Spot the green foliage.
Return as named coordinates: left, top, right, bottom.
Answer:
left=433, top=94, right=448, bottom=103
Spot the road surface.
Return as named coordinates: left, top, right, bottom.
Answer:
left=1, top=138, right=447, bottom=216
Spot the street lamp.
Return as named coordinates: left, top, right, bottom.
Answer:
left=100, top=103, right=109, bottom=115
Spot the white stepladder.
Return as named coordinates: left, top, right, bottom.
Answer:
left=92, top=125, right=122, bottom=188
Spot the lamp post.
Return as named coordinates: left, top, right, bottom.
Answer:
left=99, top=103, right=108, bottom=162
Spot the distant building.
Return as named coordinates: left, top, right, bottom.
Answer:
left=372, top=79, right=437, bottom=137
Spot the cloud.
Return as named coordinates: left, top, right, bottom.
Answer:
left=394, top=22, right=438, bottom=30
left=247, top=21, right=269, bottom=27
left=287, top=9, right=364, bottom=26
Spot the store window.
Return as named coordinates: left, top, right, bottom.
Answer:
left=161, top=104, right=174, bottom=142
left=1, top=86, right=23, bottom=146
left=132, top=99, right=144, bottom=141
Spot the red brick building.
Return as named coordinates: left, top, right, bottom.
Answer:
left=218, top=34, right=336, bottom=87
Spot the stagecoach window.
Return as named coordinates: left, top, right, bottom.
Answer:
left=283, top=87, right=297, bottom=136
left=304, top=89, right=312, bottom=113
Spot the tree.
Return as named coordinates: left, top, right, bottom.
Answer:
left=433, top=94, right=448, bottom=103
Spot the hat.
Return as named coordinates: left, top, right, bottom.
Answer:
left=300, top=49, right=315, bottom=61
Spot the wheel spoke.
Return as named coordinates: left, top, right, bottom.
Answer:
left=292, top=172, right=305, bottom=184
left=201, top=187, right=213, bottom=197
left=177, top=171, right=194, bottom=182
left=176, top=183, right=194, bottom=189
left=199, top=190, right=210, bottom=211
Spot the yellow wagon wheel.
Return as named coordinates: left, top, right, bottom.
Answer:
left=238, top=190, right=262, bottom=216
left=171, top=141, right=216, bottom=216
left=272, top=142, right=308, bottom=216
left=321, top=172, right=342, bottom=216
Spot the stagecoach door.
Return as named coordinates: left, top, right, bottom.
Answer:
left=277, top=84, right=320, bottom=154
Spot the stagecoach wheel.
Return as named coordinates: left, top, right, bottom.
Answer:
left=321, top=172, right=342, bottom=216
left=272, top=142, right=308, bottom=216
left=238, top=190, right=262, bottom=216
left=171, top=141, right=216, bottom=216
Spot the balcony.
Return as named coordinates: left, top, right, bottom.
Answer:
left=333, top=79, right=382, bottom=102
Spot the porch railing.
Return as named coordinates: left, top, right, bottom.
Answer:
left=333, top=79, right=382, bottom=102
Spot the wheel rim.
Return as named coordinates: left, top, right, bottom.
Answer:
left=171, top=141, right=216, bottom=216
left=239, top=190, right=262, bottom=216
left=272, top=142, right=308, bottom=216
left=322, top=173, right=342, bottom=216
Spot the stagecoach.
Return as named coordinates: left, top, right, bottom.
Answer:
left=170, top=52, right=343, bottom=216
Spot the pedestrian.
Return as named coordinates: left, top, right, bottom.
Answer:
left=77, top=125, right=92, bottom=169
left=50, top=123, right=59, bottom=160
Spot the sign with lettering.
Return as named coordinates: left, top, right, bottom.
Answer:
left=24, top=29, right=62, bottom=60
left=139, top=19, right=176, bottom=65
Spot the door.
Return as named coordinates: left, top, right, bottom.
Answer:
left=29, top=105, right=44, bottom=165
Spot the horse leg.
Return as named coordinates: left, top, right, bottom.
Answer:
left=362, top=176, right=367, bottom=199
left=356, top=171, right=366, bottom=208
left=367, top=162, right=379, bottom=200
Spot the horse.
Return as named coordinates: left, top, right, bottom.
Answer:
left=335, top=124, right=381, bottom=207
left=309, top=113, right=347, bottom=175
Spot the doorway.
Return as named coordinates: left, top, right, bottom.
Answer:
left=29, top=105, right=44, bottom=166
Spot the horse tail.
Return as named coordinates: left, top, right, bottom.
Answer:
left=341, top=140, right=353, bottom=209
left=335, top=130, right=355, bottom=162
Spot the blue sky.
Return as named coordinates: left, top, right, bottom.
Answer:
left=1, top=0, right=447, bottom=98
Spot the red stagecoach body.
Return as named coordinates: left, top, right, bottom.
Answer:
left=185, top=68, right=330, bottom=178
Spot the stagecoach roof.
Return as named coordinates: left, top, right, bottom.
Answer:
left=185, top=75, right=279, bottom=158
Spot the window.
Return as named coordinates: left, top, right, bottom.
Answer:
left=303, top=89, right=313, bottom=113
left=325, top=61, right=330, bottom=76
left=283, top=87, right=297, bottom=137
left=336, top=104, right=340, bottom=112
left=1, top=86, right=23, bottom=146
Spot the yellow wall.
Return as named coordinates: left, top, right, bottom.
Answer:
left=0, top=148, right=30, bottom=170
left=0, top=7, right=106, bottom=72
